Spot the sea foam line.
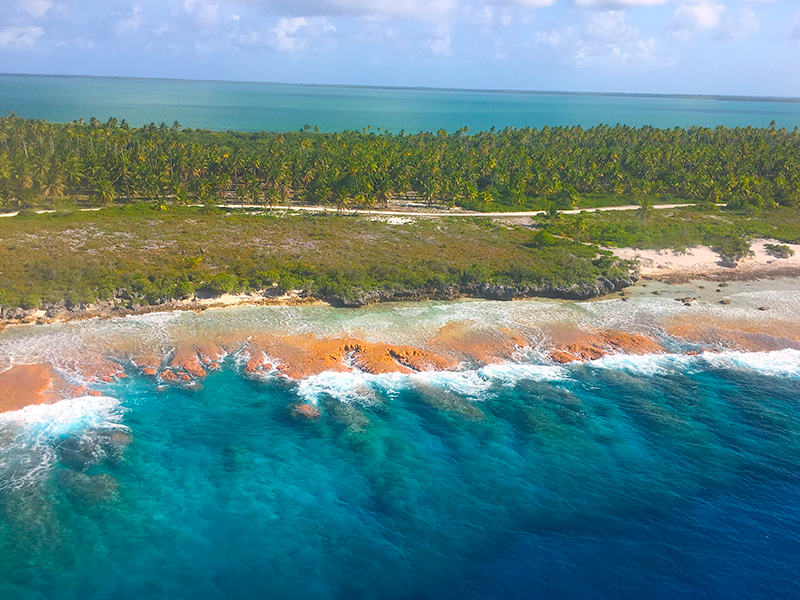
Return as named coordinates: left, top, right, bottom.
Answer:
left=294, top=361, right=569, bottom=405
left=588, top=349, right=800, bottom=379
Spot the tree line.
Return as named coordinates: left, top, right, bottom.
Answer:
left=1, top=113, right=799, bottom=212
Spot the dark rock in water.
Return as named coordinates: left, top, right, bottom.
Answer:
left=758, top=306, right=770, bottom=311
left=412, top=382, right=484, bottom=421
left=223, top=445, right=245, bottom=472
left=97, top=428, right=133, bottom=467
left=720, top=299, right=731, bottom=305
left=57, top=428, right=133, bottom=471
left=58, top=471, right=119, bottom=504
left=57, top=434, right=105, bottom=471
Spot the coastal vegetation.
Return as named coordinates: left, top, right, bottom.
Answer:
left=0, top=207, right=634, bottom=312
left=2, top=113, right=800, bottom=312
left=1, top=114, right=799, bottom=213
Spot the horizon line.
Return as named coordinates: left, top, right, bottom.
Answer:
left=2, top=71, right=800, bottom=104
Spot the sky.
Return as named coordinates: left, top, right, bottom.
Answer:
left=1, top=0, right=799, bottom=96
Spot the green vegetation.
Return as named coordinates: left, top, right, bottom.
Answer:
left=3, top=114, right=800, bottom=312
left=0, top=208, right=633, bottom=310
left=543, top=206, right=800, bottom=251
left=2, top=114, right=800, bottom=213
left=764, top=243, right=795, bottom=258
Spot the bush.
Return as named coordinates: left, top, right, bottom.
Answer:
left=713, top=236, right=754, bottom=263
left=527, top=230, right=558, bottom=248
left=175, top=280, right=196, bottom=299
left=20, top=293, right=41, bottom=310
left=764, top=243, right=795, bottom=258
left=202, top=273, right=239, bottom=295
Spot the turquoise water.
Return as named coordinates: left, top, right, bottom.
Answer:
left=1, top=355, right=799, bottom=599
left=1, top=299, right=799, bottom=599
left=2, top=73, right=800, bottom=132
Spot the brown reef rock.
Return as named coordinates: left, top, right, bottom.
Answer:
left=665, top=318, right=800, bottom=352
left=0, top=363, right=68, bottom=414
left=549, top=330, right=662, bottom=364
left=244, top=334, right=457, bottom=380
left=428, top=321, right=527, bottom=364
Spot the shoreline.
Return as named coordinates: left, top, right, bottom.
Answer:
left=0, top=277, right=635, bottom=329
left=2, top=256, right=799, bottom=330
left=2, top=275, right=800, bottom=415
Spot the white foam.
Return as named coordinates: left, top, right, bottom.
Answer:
left=294, top=360, right=570, bottom=406
left=296, top=370, right=385, bottom=405
left=0, top=395, right=126, bottom=491
left=587, top=349, right=800, bottom=379
left=478, top=362, right=568, bottom=386
left=702, top=348, right=800, bottom=378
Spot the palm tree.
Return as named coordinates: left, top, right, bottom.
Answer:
left=636, top=197, right=653, bottom=222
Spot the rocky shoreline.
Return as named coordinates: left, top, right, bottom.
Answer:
left=0, top=275, right=638, bottom=328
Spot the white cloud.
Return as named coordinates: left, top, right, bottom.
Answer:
left=17, top=0, right=52, bottom=18
left=269, top=16, right=336, bottom=53
left=718, top=6, right=758, bottom=40
left=427, top=23, right=452, bottom=55
left=573, top=0, right=668, bottom=7
left=672, top=1, right=724, bottom=34
left=153, top=23, right=169, bottom=36
left=75, top=36, right=95, bottom=50
left=113, top=4, right=144, bottom=36
left=536, top=10, right=674, bottom=67
left=184, top=0, right=220, bottom=29
left=297, top=0, right=456, bottom=20
left=495, top=0, right=555, bottom=7
left=0, top=25, right=44, bottom=49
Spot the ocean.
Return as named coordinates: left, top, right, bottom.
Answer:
left=1, top=290, right=799, bottom=599
left=2, top=73, right=800, bottom=133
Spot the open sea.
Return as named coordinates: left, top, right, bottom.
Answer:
left=1, top=292, right=799, bottom=599
left=2, top=73, right=800, bottom=133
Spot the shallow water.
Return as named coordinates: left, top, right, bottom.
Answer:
left=1, top=298, right=799, bottom=599
left=3, top=74, right=800, bottom=132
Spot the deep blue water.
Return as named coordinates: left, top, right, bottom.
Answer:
left=2, top=73, right=800, bottom=132
left=1, top=354, right=799, bottom=599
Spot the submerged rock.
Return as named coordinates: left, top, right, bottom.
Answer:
left=57, top=428, right=133, bottom=471
left=291, top=402, right=321, bottom=420
left=57, top=434, right=105, bottom=471
left=58, top=471, right=119, bottom=504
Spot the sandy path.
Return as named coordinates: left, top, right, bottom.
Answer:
left=0, top=203, right=702, bottom=219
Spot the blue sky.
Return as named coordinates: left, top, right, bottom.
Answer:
left=1, top=0, right=799, bottom=96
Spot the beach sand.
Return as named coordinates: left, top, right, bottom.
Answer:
left=612, top=239, right=800, bottom=282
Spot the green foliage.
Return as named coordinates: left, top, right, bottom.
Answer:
left=2, top=114, right=800, bottom=214
left=201, top=273, right=239, bottom=295
left=19, top=293, right=41, bottom=310
left=712, top=236, right=754, bottom=263
left=764, top=243, right=795, bottom=258
left=527, top=230, right=558, bottom=248
left=0, top=209, right=636, bottom=308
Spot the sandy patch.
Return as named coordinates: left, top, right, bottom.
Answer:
left=612, top=239, right=800, bottom=282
